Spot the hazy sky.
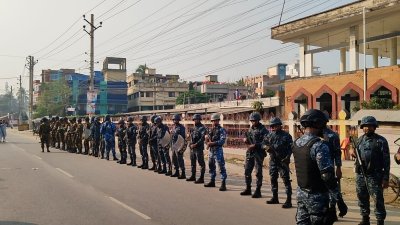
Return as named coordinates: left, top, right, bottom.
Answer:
left=0, top=0, right=356, bottom=93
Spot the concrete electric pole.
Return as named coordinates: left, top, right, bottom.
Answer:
left=83, top=14, right=102, bottom=92
left=26, top=56, right=38, bottom=129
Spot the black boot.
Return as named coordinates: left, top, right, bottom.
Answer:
left=165, top=168, right=172, bottom=176
left=195, top=174, right=204, bottom=184
left=127, top=157, right=133, bottom=165
left=141, top=161, right=148, bottom=169
left=186, top=174, right=196, bottom=182
left=47, top=148, right=50, bottom=152
left=358, top=216, right=370, bottom=225
left=171, top=171, right=179, bottom=177
left=178, top=172, right=186, bottom=179
left=219, top=180, right=227, bottom=191
left=252, top=187, right=261, bottom=198
left=338, top=198, right=348, bottom=218
left=148, top=164, right=156, bottom=171
left=266, top=192, right=279, bottom=204
left=240, top=186, right=252, bottom=196
left=41, top=148, right=44, bottom=152
left=377, top=220, right=384, bottom=225
left=282, top=195, right=292, bottom=208
left=113, top=156, right=118, bottom=161
left=204, top=180, right=215, bottom=187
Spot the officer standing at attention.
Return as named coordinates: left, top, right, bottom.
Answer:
left=352, top=116, right=390, bottom=225
left=39, top=117, right=51, bottom=153
left=138, top=116, right=150, bottom=169
left=100, top=115, right=118, bottom=161
left=240, top=112, right=268, bottom=198
left=204, top=113, right=227, bottom=191
left=76, top=118, right=84, bottom=154
left=187, top=114, right=207, bottom=184
left=149, top=115, right=160, bottom=171
left=116, top=119, right=127, bottom=164
left=83, top=117, right=91, bottom=155
left=54, top=116, right=61, bottom=149
left=156, top=116, right=172, bottom=175
left=59, top=118, right=67, bottom=151
left=170, top=114, right=187, bottom=179
left=264, top=117, right=293, bottom=208
left=90, top=117, right=101, bottom=157
left=293, top=109, right=338, bottom=225
left=125, top=116, right=138, bottom=166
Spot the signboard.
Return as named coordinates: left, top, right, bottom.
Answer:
left=86, top=90, right=98, bottom=114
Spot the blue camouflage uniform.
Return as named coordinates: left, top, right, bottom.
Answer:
left=265, top=129, right=293, bottom=197
left=116, top=124, right=127, bottom=163
left=138, top=122, right=150, bottom=168
left=157, top=123, right=172, bottom=173
left=355, top=133, right=390, bottom=221
left=149, top=123, right=159, bottom=170
left=244, top=123, right=269, bottom=189
left=208, top=125, right=227, bottom=182
left=189, top=124, right=207, bottom=179
left=171, top=123, right=186, bottom=175
left=293, top=133, right=334, bottom=225
left=100, top=120, right=117, bottom=160
left=126, top=122, right=138, bottom=166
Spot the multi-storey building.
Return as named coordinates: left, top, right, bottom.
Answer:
left=194, top=75, right=247, bottom=102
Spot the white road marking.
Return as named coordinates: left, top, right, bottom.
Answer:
left=0, top=168, right=11, bottom=170
left=33, top=155, right=42, bottom=160
left=108, top=196, right=151, bottom=220
left=56, top=168, right=74, bottom=178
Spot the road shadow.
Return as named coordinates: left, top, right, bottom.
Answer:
left=0, top=222, right=39, bottom=225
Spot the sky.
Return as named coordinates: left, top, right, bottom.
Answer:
left=0, top=0, right=357, bottom=93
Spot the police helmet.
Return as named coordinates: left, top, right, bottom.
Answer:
left=51, top=117, right=56, bottom=122
left=172, top=114, right=181, bottom=121
left=360, top=116, right=378, bottom=128
left=154, top=116, right=162, bottom=123
left=85, top=117, right=90, bottom=122
left=140, top=115, right=147, bottom=121
left=270, top=117, right=282, bottom=126
left=150, top=115, right=157, bottom=123
left=249, top=112, right=261, bottom=121
left=192, top=114, right=202, bottom=121
left=71, top=117, right=76, bottom=122
left=210, top=113, right=220, bottom=121
left=128, top=116, right=134, bottom=122
left=42, top=117, right=48, bottom=122
left=55, top=116, right=59, bottom=120
left=105, top=115, right=111, bottom=121
left=94, top=117, right=99, bottom=122
left=77, top=118, right=82, bottom=123
left=118, top=119, right=125, bottom=125
left=300, top=109, right=328, bottom=128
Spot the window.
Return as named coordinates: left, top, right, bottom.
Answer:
left=146, top=92, right=153, bottom=97
left=140, top=92, right=144, bottom=97
left=168, top=92, right=175, bottom=97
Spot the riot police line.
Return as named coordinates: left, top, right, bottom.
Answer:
left=36, top=109, right=394, bottom=225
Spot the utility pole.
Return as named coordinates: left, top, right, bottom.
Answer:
left=26, top=56, right=38, bottom=129
left=83, top=14, right=102, bottom=92
left=18, top=75, right=22, bottom=125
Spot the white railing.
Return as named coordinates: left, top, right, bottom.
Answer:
left=175, top=97, right=280, bottom=109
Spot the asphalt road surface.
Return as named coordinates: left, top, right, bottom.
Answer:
left=0, top=131, right=399, bottom=225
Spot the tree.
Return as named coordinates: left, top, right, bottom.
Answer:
left=0, top=90, right=18, bottom=116
left=34, top=80, right=71, bottom=118
left=176, top=90, right=209, bottom=105
left=360, top=97, right=394, bottom=109
left=261, top=89, right=275, bottom=98
left=135, top=64, right=148, bottom=75
left=251, top=101, right=264, bottom=114
left=234, top=78, right=245, bottom=86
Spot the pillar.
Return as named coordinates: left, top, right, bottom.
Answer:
left=305, top=53, right=313, bottom=77
left=340, top=48, right=346, bottom=72
left=349, top=26, right=359, bottom=71
left=390, top=37, right=398, bottom=66
left=299, top=38, right=306, bottom=77
left=372, top=48, right=379, bottom=68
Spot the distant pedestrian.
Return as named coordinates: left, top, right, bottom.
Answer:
left=0, top=120, right=6, bottom=142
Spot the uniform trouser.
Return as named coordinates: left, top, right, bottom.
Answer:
left=127, top=142, right=136, bottom=163
left=100, top=139, right=105, bottom=157
left=244, top=151, right=264, bottom=188
left=83, top=138, right=90, bottom=154
left=51, top=132, right=56, bottom=147
left=150, top=143, right=161, bottom=168
left=139, top=143, right=148, bottom=164
left=76, top=137, right=82, bottom=153
left=208, top=148, right=227, bottom=181
left=269, top=158, right=292, bottom=195
left=160, top=146, right=171, bottom=170
left=56, top=132, right=61, bottom=148
left=92, top=139, right=100, bottom=156
left=59, top=132, right=65, bottom=150
left=157, top=145, right=167, bottom=169
left=356, top=172, right=386, bottom=220
left=172, top=149, right=185, bottom=173
left=190, top=148, right=206, bottom=177
left=105, top=139, right=116, bottom=157
left=40, top=136, right=50, bottom=150
left=149, top=142, right=157, bottom=166
left=118, top=141, right=127, bottom=162
left=296, top=188, right=329, bottom=225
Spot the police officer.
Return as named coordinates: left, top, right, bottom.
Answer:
left=91, top=117, right=101, bottom=157
left=170, top=114, right=187, bottom=179
left=50, top=117, right=56, bottom=148
left=138, top=116, right=150, bottom=169
left=126, top=116, right=138, bottom=166
left=293, top=109, right=338, bottom=225
left=156, top=116, right=172, bottom=175
left=149, top=115, right=160, bottom=171
left=264, top=117, right=293, bottom=208
left=76, top=118, right=84, bottom=154
left=83, top=117, right=91, bottom=155
left=59, top=117, right=68, bottom=151
left=54, top=116, right=61, bottom=149
left=241, top=112, right=268, bottom=198
left=204, top=113, right=227, bottom=192
left=187, top=114, right=206, bottom=184
left=68, top=117, right=77, bottom=153
left=322, top=119, right=348, bottom=219
left=100, top=115, right=118, bottom=161
left=39, top=117, right=51, bottom=153
left=352, top=116, right=390, bottom=225
left=116, top=119, right=127, bottom=164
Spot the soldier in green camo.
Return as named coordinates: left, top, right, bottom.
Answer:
left=59, top=117, right=68, bottom=150
left=54, top=116, right=61, bottom=149
left=50, top=117, right=56, bottom=148
left=39, top=117, right=51, bottom=153
left=75, top=118, right=84, bottom=154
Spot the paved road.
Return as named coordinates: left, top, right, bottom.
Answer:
left=0, top=131, right=399, bottom=225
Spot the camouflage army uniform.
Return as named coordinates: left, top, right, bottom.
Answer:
left=50, top=119, right=56, bottom=147
left=83, top=120, right=91, bottom=155
left=207, top=125, right=227, bottom=182
left=188, top=123, right=207, bottom=182
left=126, top=120, right=138, bottom=166
left=157, top=122, right=172, bottom=174
left=138, top=121, right=150, bottom=169
left=39, top=120, right=51, bottom=152
left=243, top=123, right=268, bottom=194
left=116, top=122, right=127, bottom=164
left=149, top=122, right=160, bottom=170
left=54, top=118, right=61, bottom=149
left=355, top=133, right=390, bottom=223
left=75, top=120, right=84, bottom=154
left=59, top=119, right=68, bottom=150
left=90, top=118, right=101, bottom=157
left=293, top=133, right=334, bottom=225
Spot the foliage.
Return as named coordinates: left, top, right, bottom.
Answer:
left=261, top=89, right=275, bottom=98
left=233, top=78, right=245, bottom=86
left=135, top=64, right=147, bottom=75
left=34, top=80, right=71, bottom=118
left=251, top=101, right=264, bottom=113
left=176, top=90, right=209, bottom=105
left=360, top=97, right=394, bottom=109
left=0, top=90, right=19, bottom=116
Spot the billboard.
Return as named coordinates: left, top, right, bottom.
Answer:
left=86, top=90, right=97, bottom=114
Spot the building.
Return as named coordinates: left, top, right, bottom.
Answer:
left=41, top=69, right=76, bottom=83
left=271, top=0, right=400, bottom=119
left=127, top=69, right=188, bottom=111
left=194, top=75, right=247, bottom=102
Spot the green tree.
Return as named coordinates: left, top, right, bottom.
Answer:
left=234, top=78, right=245, bottom=86
left=0, top=90, right=18, bottom=116
left=34, top=80, right=71, bottom=118
left=261, top=89, right=275, bottom=98
left=360, top=97, right=394, bottom=109
left=176, top=90, right=209, bottom=105
left=135, top=64, right=147, bottom=75
left=251, top=100, right=264, bottom=113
